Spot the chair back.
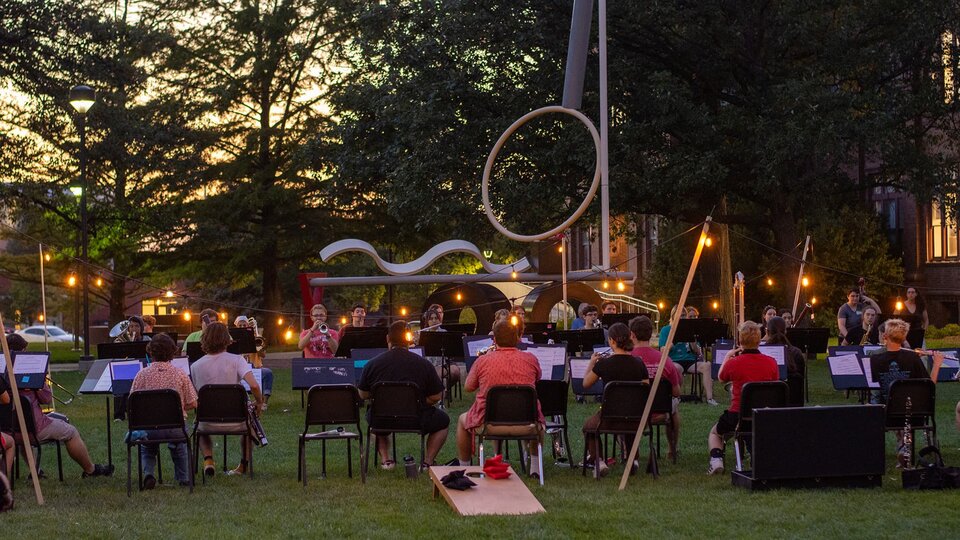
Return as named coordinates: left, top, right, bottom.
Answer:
left=598, top=381, right=649, bottom=422
left=486, top=385, right=538, bottom=425
left=195, top=384, right=248, bottom=423
left=535, top=380, right=568, bottom=417
left=128, top=389, right=185, bottom=431
left=305, top=384, right=361, bottom=427
left=740, top=381, right=789, bottom=422
left=650, top=380, right=674, bottom=415
left=886, top=378, right=936, bottom=427
left=2, top=396, right=39, bottom=444
left=369, top=382, right=422, bottom=429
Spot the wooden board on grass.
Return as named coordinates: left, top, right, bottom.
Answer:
left=428, top=466, right=545, bottom=516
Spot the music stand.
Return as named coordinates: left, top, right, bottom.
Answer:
left=144, top=331, right=178, bottom=343
left=524, top=322, right=556, bottom=344
left=336, top=327, right=388, bottom=358
left=549, top=328, right=605, bottom=355
left=441, top=323, right=476, bottom=335
left=419, top=331, right=467, bottom=407
left=600, top=313, right=639, bottom=328
left=185, top=342, right=204, bottom=363
left=228, top=327, right=257, bottom=355
left=786, top=327, right=829, bottom=403
left=97, top=341, right=148, bottom=360
left=673, top=318, right=726, bottom=402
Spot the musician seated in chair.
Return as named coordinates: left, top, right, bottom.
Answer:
left=191, top=322, right=264, bottom=476
left=455, top=320, right=544, bottom=475
left=113, top=315, right=151, bottom=421
left=358, top=321, right=449, bottom=471
left=130, top=333, right=197, bottom=488
left=869, top=318, right=944, bottom=467
left=582, top=322, right=649, bottom=478
left=629, top=315, right=682, bottom=462
left=707, top=321, right=779, bottom=475
left=842, top=306, right=879, bottom=346
left=234, top=315, right=273, bottom=409
left=183, top=308, right=219, bottom=347
left=1, top=334, right=113, bottom=478
left=659, top=305, right=717, bottom=406
left=761, top=316, right=806, bottom=406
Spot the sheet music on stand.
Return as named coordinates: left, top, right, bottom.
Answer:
left=569, top=357, right=602, bottom=396
left=827, top=354, right=869, bottom=390
left=523, top=344, right=567, bottom=381
left=859, top=356, right=880, bottom=389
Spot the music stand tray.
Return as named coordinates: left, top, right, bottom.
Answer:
left=97, top=341, right=148, bottom=360
left=336, top=328, right=388, bottom=358
left=228, top=327, right=257, bottom=355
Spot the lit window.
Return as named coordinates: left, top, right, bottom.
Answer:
left=932, top=201, right=943, bottom=258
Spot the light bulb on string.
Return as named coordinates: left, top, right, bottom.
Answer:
left=183, top=311, right=192, bottom=321
left=658, top=301, right=665, bottom=310
left=616, top=281, right=626, bottom=292
left=602, top=280, right=609, bottom=290
left=165, top=290, right=174, bottom=298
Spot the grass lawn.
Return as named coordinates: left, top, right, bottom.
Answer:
left=4, top=357, right=960, bottom=538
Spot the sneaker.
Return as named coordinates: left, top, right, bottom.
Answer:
left=707, top=399, right=719, bottom=406
left=593, top=461, right=610, bottom=478
left=143, top=474, right=156, bottom=490
left=82, top=463, right=114, bottom=478
left=226, top=464, right=246, bottom=476
left=380, top=460, right=396, bottom=471
left=707, top=457, right=724, bottom=475
left=203, top=458, right=216, bottom=477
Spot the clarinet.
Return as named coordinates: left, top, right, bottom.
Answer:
left=902, top=396, right=912, bottom=469
left=248, top=402, right=269, bottom=447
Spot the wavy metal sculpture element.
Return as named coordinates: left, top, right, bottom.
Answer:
left=319, top=239, right=531, bottom=277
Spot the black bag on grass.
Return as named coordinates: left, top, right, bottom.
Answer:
left=902, top=446, right=960, bottom=490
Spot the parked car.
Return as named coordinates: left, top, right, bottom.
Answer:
left=15, top=325, right=80, bottom=343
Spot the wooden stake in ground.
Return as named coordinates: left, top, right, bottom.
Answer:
left=619, top=217, right=711, bottom=491
left=0, top=311, right=45, bottom=505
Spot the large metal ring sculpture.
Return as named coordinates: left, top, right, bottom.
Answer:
left=481, top=105, right=602, bottom=243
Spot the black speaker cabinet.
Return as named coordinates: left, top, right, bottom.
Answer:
left=732, top=405, right=885, bottom=490
left=528, top=240, right=563, bottom=275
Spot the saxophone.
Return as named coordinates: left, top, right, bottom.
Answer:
left=902, top=396, right=913, bottom=469
left=859, top=325, right=872, bottom=346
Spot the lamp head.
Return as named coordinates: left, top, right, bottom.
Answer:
left=69, top=85, right=96, bottom=114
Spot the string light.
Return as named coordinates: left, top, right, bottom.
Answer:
left=67, top=275, right=77, bottom=287
left=510, top=315, right=519, bottom=326
left=658, top=301, right=665, bottom=310
left=340, top=316, right=348, bottom=325
left=704, top=237, right=713, bottom=247
left=277, top=317, right=284, bottom=326
left=766, top=278, right=774, bottom=286
left=284, top=328, right=294, bottom=341
left=38, top=314, right=45, bottom=322
left=511, top=269, right=517, bottom=279
left=811, top=297, right=817, bottom=305
left=801, top=276, right=810, bottom=287
left=558, top=245, right=563, bottom=253
left=455, top=292, right=462, bottom=302
left=895, top=297, right=903, bottom=311
left=616, top=281, right=626, bottom=292
left=165, top=290, right=174, bottom=298
left=95, top=277, right=103, bottom=287
left=44, top=253, right=51, bottom=262
left=183, top=311, right=192, bottom=321
left=404, top=331, right=414, bottom=343
left=220, top=312, right=227, bottom=321
left=712, top=301, right=719, bottom=310
left=602, top=280, right=609, bottom=290
left=400, top=307, right=408, bottom=316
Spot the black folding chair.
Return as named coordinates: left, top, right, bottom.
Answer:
left=126, top=389, right=193, bottom=496
left=581, top=381, right=655, bottom=480
left=648, top=380, right=676, bottom=464
left=299, top=385, right=364, bottom=485
left=192, top=384, right=254, bottom=482
left=885, top=378, right=937, bottom=466
left=733, top=381, right=788, bottom=471
left=1, top=395, right=63, bottom=484
left=536, top=379, right=571, bottom=466
left=477, top=385, right=544, bottom=485
left=364, top=382, right=426, bottom=478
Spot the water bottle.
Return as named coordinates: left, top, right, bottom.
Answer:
left=403, top=455, right=418, bottom=479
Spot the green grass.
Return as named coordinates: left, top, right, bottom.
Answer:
left=23, top=342, right=85, bottom=364
left=5, top=359, right=960, bottom=538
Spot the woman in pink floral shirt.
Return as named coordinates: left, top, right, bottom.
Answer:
left=455, top=320, right=543, bottom=468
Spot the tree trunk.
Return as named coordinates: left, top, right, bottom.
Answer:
left=109, top=275, right=126, bottom=326
left=261, top=237, right=283, bottom=345
left=769, top=201, right=801, bottom=309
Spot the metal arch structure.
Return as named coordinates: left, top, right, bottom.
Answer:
left=319, top=239, right=530, bottom=277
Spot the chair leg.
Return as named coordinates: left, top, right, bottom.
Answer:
left=248, top=436, right=254, bottom=479
left=537, top=442, right=544, bottom=486
left=581, top=435, right=588, bottom=477
left=186, top=441, right=194, bottom=494
left=56, top=442, right=63, bottom=481
left=595, top=435, right=602, bottom=482
left=126, top=444, right=132, bottom=497
left=363, top=430, right=371, bottom=480
left=420, top=434, right=426, bottom=468
left=321, top=439, right=327, bottom=479
left=298, top=437, right=305, bottom=485
left=157, top=452, right=163, bottom=485
left=222, top=435, right=227, bottom=472
left=347, top=438, right=353, bottom=479
left=478, top=437, right=485, bottom=464
left=360, top=430, right=367, bottom=483
left=734, top=434, right=743, bottom=472
left=137, top=445, right=143, bottom=490
left=391, top=433, right=397, bottom=465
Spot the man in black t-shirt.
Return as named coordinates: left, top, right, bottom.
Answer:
left=358, top=321, right=449, bottom=470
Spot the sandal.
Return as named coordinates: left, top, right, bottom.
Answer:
left=380, top=460, right=396, bottom=471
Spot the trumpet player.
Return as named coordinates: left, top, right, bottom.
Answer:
left=235, top=315, right=274, bottom=408
left=299, top=303, right=338, bottom=358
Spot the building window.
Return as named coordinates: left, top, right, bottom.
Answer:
left=930, top=200, right=960, bottom=261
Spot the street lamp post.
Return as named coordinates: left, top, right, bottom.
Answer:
left=70, top=84, right=95, bottom=362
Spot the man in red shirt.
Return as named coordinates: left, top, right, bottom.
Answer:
left=707, top=321, right=779, bottom=475
left=629, top=316, right=682, bottom=461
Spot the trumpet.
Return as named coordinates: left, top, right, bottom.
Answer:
left=316, top=323, right=330, bottom=334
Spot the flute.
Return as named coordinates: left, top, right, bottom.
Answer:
left=913, top=349, right=959, bottom=361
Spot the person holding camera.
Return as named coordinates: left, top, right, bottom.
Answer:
left=299, top=303, right=338, bottom=358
